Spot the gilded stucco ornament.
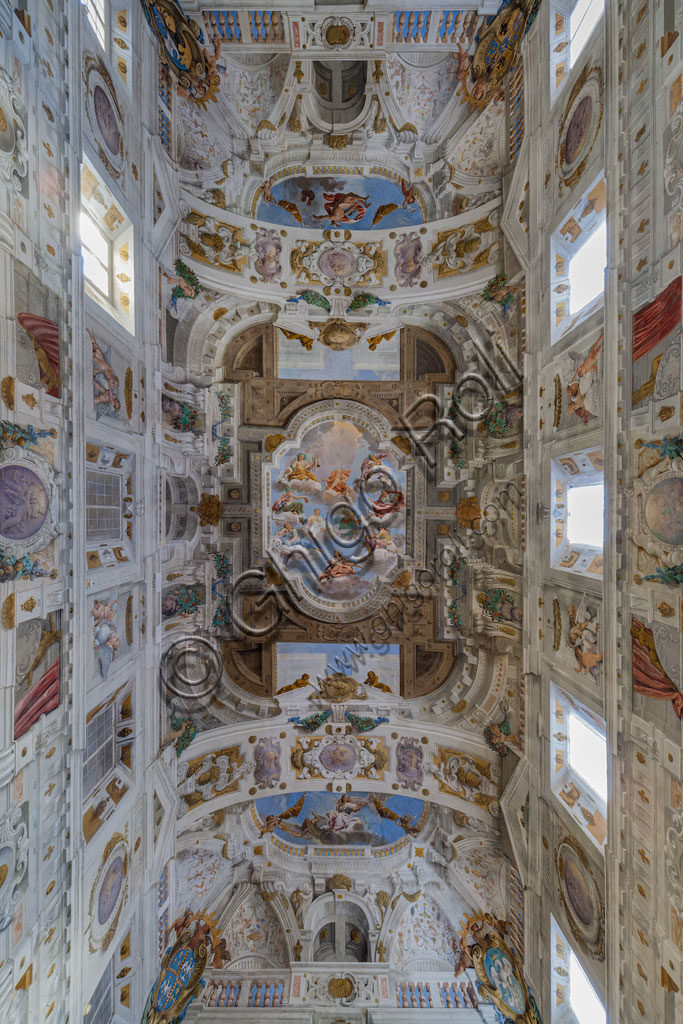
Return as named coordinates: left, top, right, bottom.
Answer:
left=0, top=67, right=27, bottom=191
left=291, top=239, right=385, bottom=288
left=291, top=733, right=387, bottom=781
left=0, top=806, right=28, bottom=932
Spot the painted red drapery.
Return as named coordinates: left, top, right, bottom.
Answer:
left=631, top=618, right=683, bottom=718
left=632, top=276, right=682, bottom=362
left=14, top=657, right=60, bottom=739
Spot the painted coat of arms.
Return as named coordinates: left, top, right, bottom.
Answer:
left=456, top=914, right=543, bottom=1023
left=141, top=927, right=209, bottom=1024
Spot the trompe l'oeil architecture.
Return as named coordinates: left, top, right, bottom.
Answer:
left=0, top=0, right=681, bottom=1022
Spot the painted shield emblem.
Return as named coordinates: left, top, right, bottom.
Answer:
left=484, top=947, right=526, bottom=1015
left=156, top=947, right=196, bottom=1013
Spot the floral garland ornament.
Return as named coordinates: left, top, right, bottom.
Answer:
left=482, top=273, right=520, bottom=317
left=165, top=258, right=204, bottom=314
left=456, top=913, right=543, bottom=1023
left=484, top=701, right=519, bottom=757
left=139, top=0, right=208, bottom=98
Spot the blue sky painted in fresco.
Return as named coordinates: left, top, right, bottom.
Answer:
left=256, top=175, right=423, bottom=230
left=254, top=791, right=425, bottom=846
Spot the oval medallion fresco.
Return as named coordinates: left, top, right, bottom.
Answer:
left=564, top=94, right=593, bottom=165
left=563, top=853, right=593, bottom=925
left=0, top=465, right=49, bottom=540
left=644, top=477, right=683, bottom=547
left=558, top=63, right=603, bottom=189
left=256, top=174, right=424, bottom=230
left=93, top=84, right=122, bottom=157
left=97, top=854, right=124, bottom=925
left=555, top=837, right=604, bottom=959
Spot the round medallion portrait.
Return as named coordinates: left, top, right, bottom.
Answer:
left=319, top=248, right=356, bottom=279
left=97, top=854, right=124, bottom=925
left=93, top=84, right=121, bottom=157
left=0, top=465, right=49, bottom=541
left=644, top=477, right=683, bottom=547
left=564, top=94, right=593, bottom=165
left=319, top=742, right=358, bottom=774
left=563, top=852, right=593, bottom=926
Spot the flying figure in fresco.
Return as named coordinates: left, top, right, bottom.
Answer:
left=257, top=794, right=307, bottom=838
left=567, top=602, right=603, bottom=678
left=262, top=176, right=304, bottom=225
left=372, top=179, right=418, bottom=226
left=371, top=487, right=405, bottom=518
left=314, top=191, right=371, bottom=225
left=318, top=551, right=357, bottom=584
left=272, top=489, right=309, bottom=517
left=371, top=795, right=421, bottom=837
left=564, top=336, right=603, bottom=425
left=89, top=329, right=121, bottom=417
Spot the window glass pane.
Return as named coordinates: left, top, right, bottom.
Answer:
left=567, top=483, right=604, bottom=547
left=570, top=0, right=603, bottom=66
left=569, top=950, right=606, bottom=1023
left=83, top=249, right=109, bottom=294
left=568, top=711, right=607, bottom=802
left=86, top=962, right=113, bottom=1024
left=569, top=220, right=606, bottom=314
left=80, top=211, right=109, bottom=264
left=85, top=0, right=106, bottom=49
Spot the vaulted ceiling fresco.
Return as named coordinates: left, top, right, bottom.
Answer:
left=2, top=0, right=682, bottom=1022
left=145, top=1, right=536, bottom=1017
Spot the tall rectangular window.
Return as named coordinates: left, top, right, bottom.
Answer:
left=568, top=220, right=607, bottom=315
left=83, top=705, right=114, bottom=797
left=567, top=710, right=607, bottom=802
left=85, top=961, right=113, bottom=1024
left=570, top=0, right=604, bottom=66
left=80, top=211, right=111, bottom=300
left=566, top=482, right=604, bottom=548
left=86, top=470, right=122, bottom=542
left=569, top=949, right=606, bottom=1022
